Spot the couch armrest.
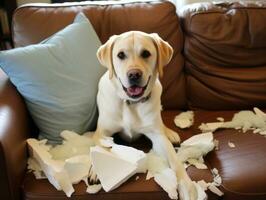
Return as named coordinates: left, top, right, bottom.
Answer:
left=0, top=71, right=31, bottom=200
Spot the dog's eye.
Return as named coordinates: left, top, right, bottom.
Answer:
left=141, top=50, right=151, bottom=59
left=117, top=51, right=126, bottom=60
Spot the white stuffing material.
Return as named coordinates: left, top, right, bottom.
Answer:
left=208, top=184, right=224, bottom=196
left=86, top=184, right=102, bottom=194
left=174, top=111, right=194, bottom=129
left=193, top=181, right=208, bottom=200
left=199, top=108, right=266, bottom=136
left=154, top=168, right=178, bottom=200
left=27, top=138, right=75, bottom=197
left=228, top=141, right=236, bottom=148
left=176, top=132, right=215, bottom=168
left=199, top=122, right=224, bottom=133
left=28, top=131, right=220, bottom=199
left=214, top=139, right=219, bottom=150
left=216, top=117, right=224, bottom=122
left=90, top=145, right=138, bottom=192
left=27, top=158, right=46, bottom=179
left=196, top=168, right=224, bottom=197
left=110, top=144, right=147, bottom=173
left=49, top=130, right=94, bottom=160
left=146, top=171, right=153, bottom=180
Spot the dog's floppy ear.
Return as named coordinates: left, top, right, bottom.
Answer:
left=150, top=33, right=173, bottom=78
left=97, top=35, right=118, bottom=79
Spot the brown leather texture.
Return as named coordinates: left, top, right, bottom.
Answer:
left=12, top=0, right=186, bottom=110
left=0, top=71, right=31, bottom=200
left=180, top=1, right=266, bottom=110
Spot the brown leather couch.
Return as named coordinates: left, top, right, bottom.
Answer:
left=0, top=0, right=266, bottom=200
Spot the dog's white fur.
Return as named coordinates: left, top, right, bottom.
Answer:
left=94, top=31, right=197, bottom=200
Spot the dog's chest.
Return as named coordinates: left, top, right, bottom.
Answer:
left=120, top=102, right=148, bottom=139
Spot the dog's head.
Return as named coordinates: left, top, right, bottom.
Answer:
left=97, top=31, right=173, bottom=100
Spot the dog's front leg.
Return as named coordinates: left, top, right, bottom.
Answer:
left=92, top=127, right=116, bottom=148
left=144, top=130, right=197, bottom=200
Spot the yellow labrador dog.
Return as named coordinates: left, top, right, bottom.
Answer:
left=94, top=31, right=197, bottom=200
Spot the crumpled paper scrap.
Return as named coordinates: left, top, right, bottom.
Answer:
left=174, top=111, right=194, bottom=129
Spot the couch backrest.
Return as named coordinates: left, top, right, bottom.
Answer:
left=12, top=0, right=186, bottom=110
left=180, top=1, right=266, bottom=110
left=12, top=0, right=266, bottom=110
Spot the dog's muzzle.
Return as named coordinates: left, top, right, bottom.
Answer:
left=120, top=76, right=151, bottom=99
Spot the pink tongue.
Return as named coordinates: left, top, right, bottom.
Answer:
left=127, top=87, right=143, bottom=96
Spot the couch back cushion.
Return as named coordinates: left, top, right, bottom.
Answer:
left=180, top=1, right=266, bottom=110
left=12, top=0, right=186, bottom=109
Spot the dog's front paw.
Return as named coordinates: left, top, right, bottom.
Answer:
left=165, top=128, right=180, bottom=144
left=177, top=176, right=198, bottom=200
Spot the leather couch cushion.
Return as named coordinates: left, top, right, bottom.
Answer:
left=22, top=110, right=266, bottom=200
left=12, top=0, right=186, bottom=109
left=180, top=1, right=266, bottom=110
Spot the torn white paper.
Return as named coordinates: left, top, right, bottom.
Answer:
left=199, top=122, right=224, bottom=133
left=176, top=132, right=215, bottom=166
left=86, top=184, right=102, bottom=194
left=196, top=168, right=224, bottom=197
left=49, top=130, right=94, bottom=160
left=154, top=168, right=178, bottom=200
left=228, top=141, right=236, bottom=148
left=174, top=111, right=194, bottom=129
left=90, top=146, right=137, bottom=192
left=216, top=117, right=224, bottom=122
left=27, top=139, right=75, bottom=197
left=111, top=144, right=147, bottom=173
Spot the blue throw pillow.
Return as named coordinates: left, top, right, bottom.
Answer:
left=0, top=13, right=105, bottom=144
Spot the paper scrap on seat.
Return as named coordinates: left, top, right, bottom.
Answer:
left=86, top=184, right=102, bottom=194
left=27, top=138, right=75, bottom=197
left=228, top=141, right=235, bottom=148
left=111, top=144, right=147, bottom=173
left=199, top=108, right=266, bottom=136
left=90, top=145, right=138, bottom=192
left=197, top=168, right=224, bottom=197
left=154, top=168, right=178, bottom=200
left=176, top=132, right=215, bottom=169
left=199, top=122, right=224, bottom=133
left=174, top=111, right=194, bottom=129
left=216, top=117, right=224, bottom=122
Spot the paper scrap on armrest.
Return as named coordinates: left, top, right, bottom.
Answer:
left=174, top=111, right=194, bottom=129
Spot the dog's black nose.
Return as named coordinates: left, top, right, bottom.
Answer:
left=127, top=69, right=142, bottom=84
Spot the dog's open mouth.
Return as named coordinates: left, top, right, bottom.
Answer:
left=120, top=77, right=151, bottom=99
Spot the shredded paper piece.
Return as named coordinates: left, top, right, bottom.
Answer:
left=174, top=111, right=194, bottom=129
left=228, top=141, right=236, bottom=148
left=197, top=168, right=224, bottom=197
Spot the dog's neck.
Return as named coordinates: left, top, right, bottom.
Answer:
left=125, top=92, right=151, bottom=105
